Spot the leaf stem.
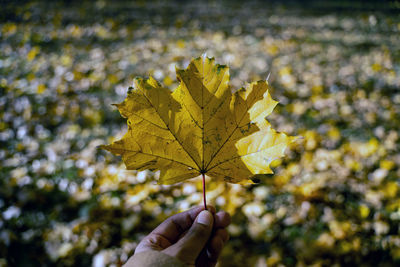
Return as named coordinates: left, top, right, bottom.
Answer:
left=202, top=173, right=207, bottom=210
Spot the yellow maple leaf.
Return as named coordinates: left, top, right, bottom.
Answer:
left=102, top=56, right=297, bottom=186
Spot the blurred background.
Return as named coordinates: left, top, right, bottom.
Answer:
left=1, top=0, right=400, bottom=266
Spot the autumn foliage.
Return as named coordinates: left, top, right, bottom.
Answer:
left=1, top=1, right=400, bottom=267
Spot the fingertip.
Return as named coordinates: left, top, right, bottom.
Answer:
left=188, top=206, right=206, bottom=221
left=215, top=211, right=231, bottom=228
left=197, top=210, right=213, bottom=226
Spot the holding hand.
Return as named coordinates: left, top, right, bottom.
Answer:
left=125, top=206, right=231, bottom=267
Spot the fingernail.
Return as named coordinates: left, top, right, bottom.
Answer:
left=197, top=210, right=212, bottom=226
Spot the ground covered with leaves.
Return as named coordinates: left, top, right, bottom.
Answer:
left=1, top=1, right=400, bottom=266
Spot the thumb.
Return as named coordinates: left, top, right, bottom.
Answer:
left=164, top=210, right=214, bottom=264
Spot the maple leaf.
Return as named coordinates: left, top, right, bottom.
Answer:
left=102, top=56, right=297, bottom=188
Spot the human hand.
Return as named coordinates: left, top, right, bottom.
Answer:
left=127, top=206, right=231, bottom=267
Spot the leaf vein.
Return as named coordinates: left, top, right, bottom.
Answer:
left=113, top=147, right=197, bottom=170
left=207, top=136, right=282, bottom=172
left=140, top=86, right=201, bottom=170
left=204, top=101, right=249, bottom=171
